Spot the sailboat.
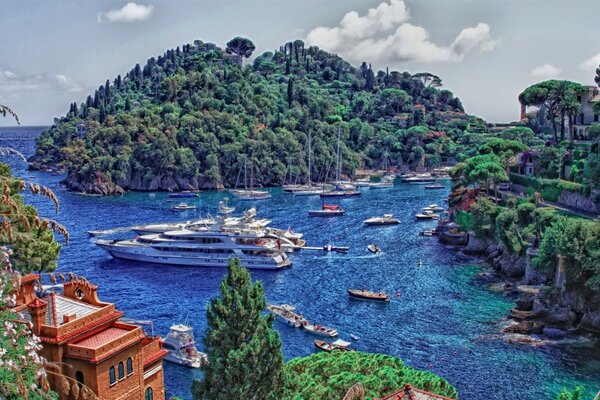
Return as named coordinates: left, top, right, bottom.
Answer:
left=293, top=131, right=322, bottom=196
left=231, top=156, right=272, bottom=200
left=321, top=127, right=360, bottom=198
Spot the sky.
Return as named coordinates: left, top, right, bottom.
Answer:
left=1, top=0, right=600, bottom=126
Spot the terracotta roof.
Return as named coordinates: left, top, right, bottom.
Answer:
left=74, top=327, right=131, bottom=350
left=378, top=384, right=454, bottom=400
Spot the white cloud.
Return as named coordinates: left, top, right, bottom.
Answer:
left=100, top=2, right=154, bottom=23
left=0, top=69, right=83, bottom=96
left=580, top=53, right=600, bottom=71
left=305, top=0, right=497, bottom=65
left=530, top=63, right=562, bottom=78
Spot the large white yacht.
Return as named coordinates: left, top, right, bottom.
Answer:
left=95, top=228, right=292, bottom=270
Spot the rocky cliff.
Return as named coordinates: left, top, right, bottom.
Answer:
left=464, top=232, right=600, bottom=336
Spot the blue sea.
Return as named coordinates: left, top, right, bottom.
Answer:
left=1, top=126, right=599, bottom=400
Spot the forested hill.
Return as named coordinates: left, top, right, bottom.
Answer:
left=32, top=37, right=487, bottom=194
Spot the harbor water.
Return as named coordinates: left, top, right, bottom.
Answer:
left=2, top=127, right=599, bottom=399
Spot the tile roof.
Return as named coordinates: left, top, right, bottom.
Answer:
left=74, top=327, right=131, bottom=349
left=21, top=293, right=100, bottom=326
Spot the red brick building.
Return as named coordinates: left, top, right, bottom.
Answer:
left=377, top=383, right=454, bottom=400
left=14, top=274, right=168, bottom=400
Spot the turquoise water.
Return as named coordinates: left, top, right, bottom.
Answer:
left=2, top=127, right=599, bottom=399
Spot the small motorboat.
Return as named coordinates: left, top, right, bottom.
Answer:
left=350, top=334, right=360, bottom=341
left=218, top=198, right=235, bottom=215
left=368, top=181, right=393, bottom=189
left=425, top=184, right=445, bottom=190
left=314, top=339, right=353, bottom=352
left=367, top=244, right=379, bottom=253
left=171, top=203, right=197, bottom=211
left=348, top=288, right=391, bottom=302
left=415, top=210, right=440, bottom=220
left=302, top=321, right=338, bottom=337
left=162, top=324, right=208, bottom=368
left=419, top=229, right=438, bottom=236
left=323, top=245, right=349, bottom=253
left=267, top=304, right=307, bottom=328
left=308, top=204, right=345, bottom=217
left=422, top=204, right=444, bottom=212
left=363, top=214, right=400, bottom=226
left=168, top=191, right=199, bottom=199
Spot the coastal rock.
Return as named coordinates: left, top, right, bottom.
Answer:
left=510, top=309, right=535, bottom=320
left=516, top=298, right=534, bottom=311
left=542, top=327, right=568, bottom=339
left=579, top=310, right=600, bottom=334
left=474, top=272, right=501, bottom=284
left=502, top=321, right=544, bottom=334
left=464, top=235, right=489, bottom=254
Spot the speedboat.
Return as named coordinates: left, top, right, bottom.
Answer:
left=162, top=324, right=208, bottom=368
left=367, top=244, right=379, bottom=253
left=348, top=289, right=391, bottom=302
left=422, top=204, right=444, bottom=212
left=171, top=203, right=197, bottom=211
left=403, top=174, right=436, bottom=184
left=424, top=184, right=445, bottom=190
left=363, top=214, right=400, bottom=226
left=415, top=210, right=440, bottom=220
left=267, top=304, right=307, bottom=328
left=314, top=339, right=353, bottom=352
left=308, top=204, right=345, bottom=217
left=218, top=198, right=235, bottom=215
left=95, top=228, right=292, bottom=270
left=301, top=321, right=338, bottom=337
left=168, top=191, right=199, bottom=199
left=420, top=229, right=438, bottom=236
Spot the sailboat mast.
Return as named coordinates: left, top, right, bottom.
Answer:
left=336, top=126, right=341, bottom=182
left=244, top=156, right=248, bottom=189
left=308, top=131, right=312, bottom=186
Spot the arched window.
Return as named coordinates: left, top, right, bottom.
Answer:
left=126, top=357, right=133, bottom=375
left=145, top=387, right=153, bottom=400
left=109, top=366, right=116, bottom=385
left=75, top=371, right=84, bottom=388
left=118, top=362, right=124, bottom=380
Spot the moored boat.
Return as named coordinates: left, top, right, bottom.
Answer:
left=363, top=214, right=400, bottom=226
left=323, top=244, right=349, bottom=253
left=314, top=339, right=353, bottom=352
left=162, top=324, right=208, bottom=368
left=302, top=321, right=338, bottom=337
left=168, top=191, right=199, bottom=199
left=422, top=204, right=444, bottom=212
left=419, top=229, right=438, bottom=236
left=171, top=202, right=197, bottom=211
left=267, top=304, right=307, bottom=328
left=348, top=288, right=391, bottom=302
left=415, top=210, right=440, bottom=220
left=308, top=204, right=345, bottom=217
left=424, top=184, right=445, bottom=190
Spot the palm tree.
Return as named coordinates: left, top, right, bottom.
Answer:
left=560, top=95, right=582, bottom=142
left=552, top=81, right=572, bottom=141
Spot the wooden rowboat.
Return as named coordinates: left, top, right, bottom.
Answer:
left=348, top=289, right=391, bottom=302
left=314, top=339, right=353, bottom=352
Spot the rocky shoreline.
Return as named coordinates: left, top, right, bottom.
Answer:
left=463, top=234, right=600, bottom=344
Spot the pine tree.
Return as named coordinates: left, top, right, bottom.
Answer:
left=191, top=259, right=287, bottom=400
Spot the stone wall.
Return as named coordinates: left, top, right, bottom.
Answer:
left=558, top=190, right=600, bottom=213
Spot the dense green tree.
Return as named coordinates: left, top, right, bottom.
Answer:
left=192, top=259, right=287, bottom=400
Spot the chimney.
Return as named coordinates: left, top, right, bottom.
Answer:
left=28, top=298, right=47, bottom=336
left=62, top=313, right=76, bottom=324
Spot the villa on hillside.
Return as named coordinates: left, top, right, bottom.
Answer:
left=13, top=274, right=168, bottom=400
left=520, top=85, right=600, bottom=140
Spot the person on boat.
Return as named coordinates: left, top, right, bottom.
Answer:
left=276, top=239, right=281, bottom=250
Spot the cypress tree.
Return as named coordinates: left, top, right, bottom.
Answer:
left=105, top=79, right=110, bottom=101
left=192, top=259, right=287, bottom=400
left=287, top=78, right=293, bottom=108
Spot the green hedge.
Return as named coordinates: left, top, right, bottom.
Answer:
left=509, top=173, right=586, bottom=202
